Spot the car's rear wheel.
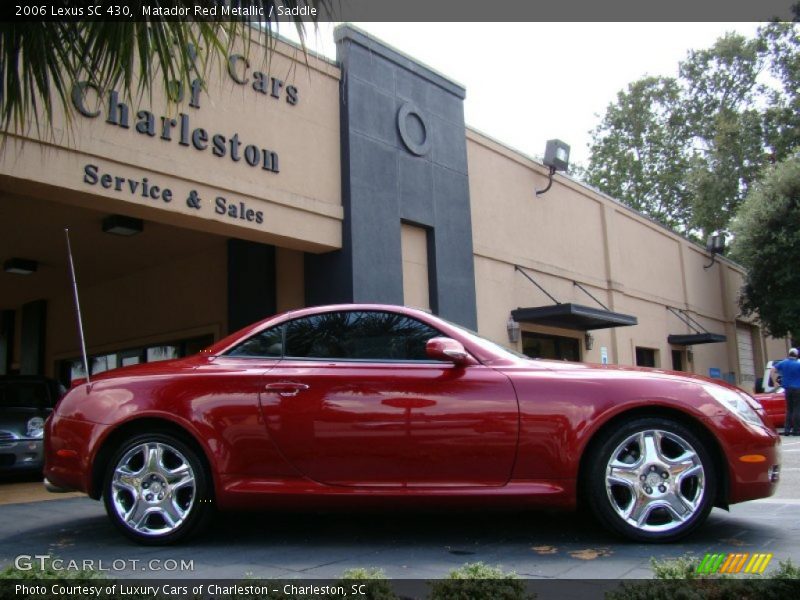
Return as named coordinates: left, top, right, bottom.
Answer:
left=103, top=433, right=211, bottom=544
left=586, top=417, right=716, bottom=542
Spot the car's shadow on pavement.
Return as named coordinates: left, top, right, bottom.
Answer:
left=6, top=500, right=611, bottom=548
left=197, top=504, right=781, bottom=552
left=0, top=497, right=786, bottom=575
left=205, top=507, right=610, bottom=549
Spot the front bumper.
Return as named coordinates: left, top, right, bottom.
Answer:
left=44, top=478, right=75, bottom=493
left=0, top=438, right=44, bottom=472
left=712, top=416, right=782, bottom=504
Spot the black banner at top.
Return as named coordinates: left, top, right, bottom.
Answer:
left=2, top=0, right=798, bottom=23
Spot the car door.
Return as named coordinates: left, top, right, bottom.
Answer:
left=190, top=329, right=289, bottom=479
left=258, top=310, right=520, bottom=488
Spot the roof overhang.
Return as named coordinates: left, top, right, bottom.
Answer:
left=511, top=303, right=638, bottom=331
left=668, top=333, right=727, bottom=346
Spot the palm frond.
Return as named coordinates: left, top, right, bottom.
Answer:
left=0, top=1, right=334, bottom=138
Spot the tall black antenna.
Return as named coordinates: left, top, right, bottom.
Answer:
left=64, top=228, right=90, bottom=384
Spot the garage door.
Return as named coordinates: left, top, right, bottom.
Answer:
left=737, top=323, right=756, bottom=391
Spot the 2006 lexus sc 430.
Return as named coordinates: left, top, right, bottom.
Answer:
left=44, top=304, right=780, bottom=544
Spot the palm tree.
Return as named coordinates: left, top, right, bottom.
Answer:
left=0, top=1, right=333, bottom=134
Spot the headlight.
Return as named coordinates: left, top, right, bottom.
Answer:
left=26, top=416, right=45, bottom=439
left=704, top=385, right=763, bottom=426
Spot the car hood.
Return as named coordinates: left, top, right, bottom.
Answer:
left=72, top=356, right=203, bottom=386
left=495, top=356, right=749, bottom=395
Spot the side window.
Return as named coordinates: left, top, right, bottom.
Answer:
left=285, top=311, right=442, bottom=361
left=226, top=326, right=283, bottom=358
left=285, top=313, right=350, bottom=359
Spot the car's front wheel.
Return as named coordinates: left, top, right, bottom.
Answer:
left=103, top=433, right=211, bottom=544
left=586, top=417, right=716, bottom=542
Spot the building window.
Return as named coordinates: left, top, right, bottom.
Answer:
left=401, top=223, right=431, bottom=311
left=522, top=332, right=580, bottom=361
left=671, top=349, right=685, bottom=372
left=58, top=334, right=214, bottom=387
left=636, top=347, right=658, bottom=368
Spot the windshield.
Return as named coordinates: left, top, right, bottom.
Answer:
left=0, top=382, right=50, bottom=409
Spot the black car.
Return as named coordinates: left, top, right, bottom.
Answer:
left=0, top=376, right=63, bottom=473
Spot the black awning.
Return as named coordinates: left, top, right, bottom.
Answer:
left=511, top=303, right=638, bottom=331
left=668, top=333, right=727, bottom=346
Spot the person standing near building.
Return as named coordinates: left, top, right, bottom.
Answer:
left=771, top=348, right=800, bottom=435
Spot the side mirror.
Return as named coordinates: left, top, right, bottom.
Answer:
left=426, top=337, right=472, bottom=365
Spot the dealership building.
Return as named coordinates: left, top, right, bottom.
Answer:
left=0, top=25, right=789, bottom=390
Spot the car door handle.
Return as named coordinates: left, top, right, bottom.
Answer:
left=264, top=382, right=310, bottom=397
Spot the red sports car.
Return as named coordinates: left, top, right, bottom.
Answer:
left=44, top=304, right=780, bottom=544
left=754, top=392, right=786, bottom=430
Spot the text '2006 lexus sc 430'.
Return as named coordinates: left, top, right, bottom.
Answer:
left=44, top=304, right=780, bottom=544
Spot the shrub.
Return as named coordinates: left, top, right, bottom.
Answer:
left=606, top=556, right=800, bottom=600
left=428, top=562, right=535, bottom=600
left=339, top=568, right=397, bottom=600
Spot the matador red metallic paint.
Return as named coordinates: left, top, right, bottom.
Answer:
left=44, top=304, right=780, bottom=534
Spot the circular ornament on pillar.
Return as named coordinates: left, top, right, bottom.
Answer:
left=397, top=102, right=431, bottom=157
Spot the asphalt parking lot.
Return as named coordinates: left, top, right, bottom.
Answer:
left=1, top=438, right=799, bottom=581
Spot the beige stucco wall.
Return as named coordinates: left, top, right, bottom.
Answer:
left=764, top=337, right=791, bottom=362
left=467, top=128, right=785, bottom=388
left=275, top=248, right=305, bottom=313
left=0, top=35, right=342, bottom=252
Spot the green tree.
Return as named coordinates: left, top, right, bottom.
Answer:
left=761, top=22, right=800, bottom=162
left=585, top=76, right=693, bottom=233
left=585, top=24, right=799, bottom=241
left=680, top=32, right=768, bottom=237
left=730, top=157, right=800, bottom=339
left=0, top=1, right=332, bottom=133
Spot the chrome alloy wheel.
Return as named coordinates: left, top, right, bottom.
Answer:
left=110, top=442, right=196, bottom=537
left=604, top=429, right=706, bottom=533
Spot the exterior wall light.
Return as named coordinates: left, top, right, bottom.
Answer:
left=536, top=139, right=570, bottom=197
left=102, top=215, right=144, bottom=236
left=585, top=332, right=595, bottom=351
left=4, top=257, right=38, bottom=275
left=507, top=316, right=521, bottom=343
left=703, top=233, right=725, bottom=269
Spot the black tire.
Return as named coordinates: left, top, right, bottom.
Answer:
left=103, top=432, right=212, bottom=545
left=585, top=417, right=716, bottom=542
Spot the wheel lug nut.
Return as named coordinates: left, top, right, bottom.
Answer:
left=142, top=483, right=149, bottom=489
left=661, top=472, right=668, bottom=479
left=650, top=465, right=656, bottom=472
left=158, top=493, right=164, bottom=500
left=640, top=475, right=646, bottom=481
left=146, top=493, right=154, bottom=501
left=645, top=486, right=652, bottom=493
left=659, top=485, right=666, bottom=493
